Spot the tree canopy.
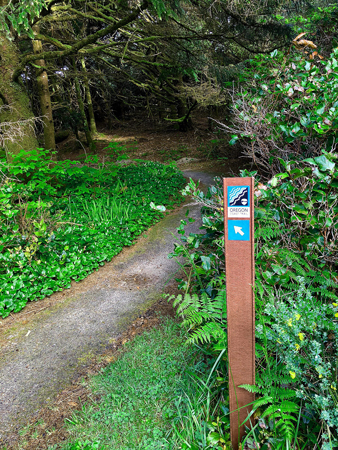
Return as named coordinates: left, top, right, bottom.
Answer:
left=0, top=0, right=334, bottom=156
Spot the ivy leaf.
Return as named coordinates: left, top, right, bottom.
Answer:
left=229, top=135, right=238, bottom=145
left=316, top=105, right=325, bottom=115
left=293, top=205, right=308, bottom=215
left=314, top=155, right=335, bottom=172
left=200, top=255, right=211, bottom=271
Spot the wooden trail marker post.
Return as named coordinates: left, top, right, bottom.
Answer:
left=223, top=177, right=255, bottom=450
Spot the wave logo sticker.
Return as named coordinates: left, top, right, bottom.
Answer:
left=228, top=186, right=250, bottom=218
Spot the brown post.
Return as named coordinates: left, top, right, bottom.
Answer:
left=223, top=177, right=255, bottom=449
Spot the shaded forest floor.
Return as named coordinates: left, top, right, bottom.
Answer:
left=57, top=115, right=236, bottom=164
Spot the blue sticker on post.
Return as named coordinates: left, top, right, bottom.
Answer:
left=228, top=186, right=250, bottom=218
left=228, top=220, right=250, bottom=241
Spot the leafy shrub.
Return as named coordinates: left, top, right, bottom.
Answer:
left=173, top=152, right=338, bottom=305
left=5, top=149, right=126, bottom=198
left=169, top=180, right=225, bottom=296
left=283, top=5, right=338, bottom=57
left=221, top=43, right=338, bottom=176
left=264, top=281, right=338, bottom=433
left=253, top=151, right=338, bottom=304
left=0, top=150, right=186, bottom=318
left=170, top=153, right=338, bottom=447
left=241, top=279, right=338, bottom=449
left=7, top=148, right=92, bottom=197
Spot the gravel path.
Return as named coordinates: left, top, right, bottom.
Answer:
left=0, top=166, right=224, bottom=442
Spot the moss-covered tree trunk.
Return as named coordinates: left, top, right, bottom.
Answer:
left=176, top=75, right=193, bottom=132
left=0, top=32, right=39, bottom=158
left=73, top=59, right=95, bottom=153
left=81, top=57, right=97, bottom=135
left=104, top=91, right=112, bottom=129
left=32, top=25, right=56, bottom=152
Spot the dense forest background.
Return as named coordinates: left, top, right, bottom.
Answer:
left=1, top=0, right=336, bottom=162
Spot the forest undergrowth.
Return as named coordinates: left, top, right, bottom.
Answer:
left=167, top=18, right=338, bottom=449
left=0, top=148, right=185, bottom=317
left=171, top=156, right=338, bottom=449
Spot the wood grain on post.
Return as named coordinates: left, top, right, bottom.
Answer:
left=223, top=177, right=255, bottom=449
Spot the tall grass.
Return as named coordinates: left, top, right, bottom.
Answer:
left=67, top=181, right=138, bottom=224
left=170, top=348, right=230, bottom=449
left=53, top=319, right=229, bottom=450
left=78, top=196, right=135, bottom=223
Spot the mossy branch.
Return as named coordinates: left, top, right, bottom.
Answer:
left=13, top=0, right=149, bottom=81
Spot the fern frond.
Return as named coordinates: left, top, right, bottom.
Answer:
left=187, top=322, right=226, bottom=345
left=252, top=396, right=274, bottom=409
left=239, top=384, right=263, bottom=394
left=279, top=400, right=300, bottom=414
left=174, top=290, right=227, bottom=346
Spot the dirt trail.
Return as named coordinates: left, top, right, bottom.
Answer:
left=0, top=162, right=229, bottom=447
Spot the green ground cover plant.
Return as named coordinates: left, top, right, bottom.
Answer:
left=49, top=318, right=229, bottom=450
left=169, top=151, right=338, bottom=448
left=219, top=12, right=338, bottom=178
left=0, top=148, right=186, bottom=318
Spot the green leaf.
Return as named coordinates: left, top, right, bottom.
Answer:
left=270, top=177, right=278, bottom=187
left=325, top=217, right=333, bottom=227
left=316, top=105, right=325, bottom=115
left=304, top=158, right=316, bottom=165
left=200, top=255, right=211, bottom=271
left=229, top=135, right=238, bottom=145
left=314, top=124, right=325, bottom=134
left=276, top=172, right=289, bottom=180
left=290, top=103, right=300, bottom=110
left=314, top=155, right=335, bottom=172
left=293, top=205, right=308, bottom=215
left=207, top=432, right=222, bottom=446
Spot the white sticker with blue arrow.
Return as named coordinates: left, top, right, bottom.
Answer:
left=228, top=185, right=250, bottom=218
left=228, top=220, right=250, bottom=241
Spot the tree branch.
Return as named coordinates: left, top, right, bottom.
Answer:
left=13, top=0, right=149, bottom=80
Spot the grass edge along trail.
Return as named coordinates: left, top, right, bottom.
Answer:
left=37, top=317, right=229, bottom=450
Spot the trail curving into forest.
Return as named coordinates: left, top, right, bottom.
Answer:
left=0, top=163, right=228, bottom=447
